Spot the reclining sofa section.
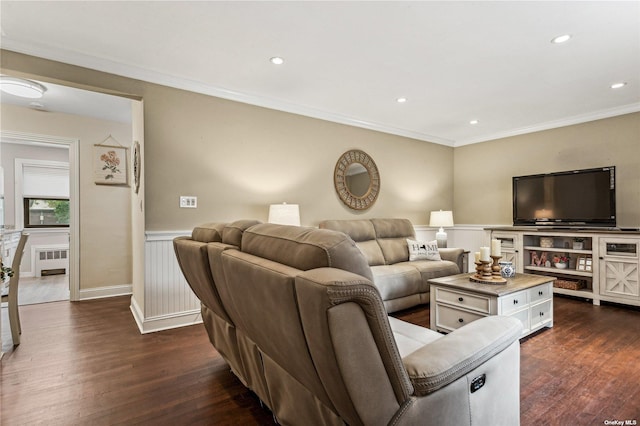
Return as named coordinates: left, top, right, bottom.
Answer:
left=174, top=220, right=522, bottom=426
left=319, top=218, right=462, bottom=313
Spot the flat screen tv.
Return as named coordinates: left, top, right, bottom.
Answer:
left=513, top=166, right=616, bottom=227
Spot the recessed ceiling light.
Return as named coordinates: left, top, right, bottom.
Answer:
left=396, top=97, right=407, bottom=103
left=0, top=76, right=47, bottom=98
left=270, top=57, right=284, bottom=65
left=611, top=82, right=627, bottom=89
left=551, top=34, right=572, bottom=44
left=469, top=119, right=479, bottom=125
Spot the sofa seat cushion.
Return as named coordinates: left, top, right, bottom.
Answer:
left=389, top=317, right=442, bottom=358
left=371, top=264, right=422, bottom=301
left=396, top=260, right=460, bottom=292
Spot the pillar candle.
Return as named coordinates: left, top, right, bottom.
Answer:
left=480, top=247, right=491, bottom=262
left=491, top=239, right=501, bottom=257
left=474, top=252, right=481, bottom=263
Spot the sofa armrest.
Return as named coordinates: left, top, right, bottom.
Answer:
left=438, top=247, right=464, bottom=272
left=402, top=316, right=522, bottom=395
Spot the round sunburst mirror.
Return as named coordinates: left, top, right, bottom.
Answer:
left=334, top=149, right=380, bottom=210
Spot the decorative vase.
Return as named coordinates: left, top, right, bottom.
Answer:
left=499, top=261, right=515, bottom=278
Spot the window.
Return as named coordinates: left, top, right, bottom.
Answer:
left=16, top=159, right=70, bottom=229
left=23, top=198, right=70, bottom=228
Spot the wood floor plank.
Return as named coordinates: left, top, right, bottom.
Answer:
left=2, top=294, right=639, bottom=425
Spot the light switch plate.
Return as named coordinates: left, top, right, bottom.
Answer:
left=179, top=196, right=197, bottom=208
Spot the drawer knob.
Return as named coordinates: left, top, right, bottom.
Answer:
left=458, top=297, right=464, bottom=302
left=458, top=318, right=464, bottom=323
left=540, top=312, right=544, bottom=317
left=538, top=291, right=543, bottom=296
left=513, top=299, right=519, bottom=305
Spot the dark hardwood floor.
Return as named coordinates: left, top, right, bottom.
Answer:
left=1, top=295, right=639, bottom=425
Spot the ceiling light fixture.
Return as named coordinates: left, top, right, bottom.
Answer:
left=551, top=34, right=572, bottom=44
left=270, top=57, right=284, bottom=65
left=396, top=97, right=407, bottom=103
left=469, top=119, right=479, bottom=125
left=610, top=82, right=627, bottom=89
left=0, top=76, right=47, bottom=98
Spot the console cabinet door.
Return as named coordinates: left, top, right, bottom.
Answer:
left=492, top=232, right=521, bottom=272
left=599, top=238, right=640, bottom=300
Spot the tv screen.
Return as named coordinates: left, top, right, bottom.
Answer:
left=513, top=167, right=616, bottom=227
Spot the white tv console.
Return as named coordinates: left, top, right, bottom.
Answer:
left=488, top=227, right=640, bottom=307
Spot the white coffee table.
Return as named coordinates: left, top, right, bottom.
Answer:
left=428, top=273, right=555, bottom=337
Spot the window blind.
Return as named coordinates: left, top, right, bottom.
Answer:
left=23, top=164, right=70, bottom=198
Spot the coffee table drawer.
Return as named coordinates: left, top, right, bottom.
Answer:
left=530, top=300, right=552, bottom=330
left=435, top=287, right=491, bottom=314
left=528, top=283, right=552, bottom=303
left=506, top=308, right=530, bottom=335
left=435, top=304, right=486, bottom=332
left=500, top=290, right=528, bottom=315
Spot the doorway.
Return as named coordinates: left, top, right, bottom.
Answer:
left=1, top=78, right=138, bottom=352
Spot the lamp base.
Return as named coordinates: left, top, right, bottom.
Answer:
left=436, top=229, right=447, bottom=248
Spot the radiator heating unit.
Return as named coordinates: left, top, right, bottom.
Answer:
left=35, top=247, right=69, bottom=277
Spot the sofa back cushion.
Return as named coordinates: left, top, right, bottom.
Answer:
left=192, top=222, right=227, bottom=242
left=371, top=218, right=416, bottom=264
left=222, top=219, right=262, bottom=246
left=241, top=223, right=374, bottom=281
left=319, top=219, right=386, bottom=266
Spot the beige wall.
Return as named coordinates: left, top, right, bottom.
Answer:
left=3, top=50, right=637, bottom=235
left=454, top=112, right=640, bottom=227
left=0, top=104, right=132, bottom=289
left=143, top=85, right=453, bottom=229
left=1, top=51, right=454, bottom=230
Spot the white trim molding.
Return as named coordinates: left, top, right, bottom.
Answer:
left=79, top=284, right=132, bottom=301
left=1, top=130, right=81, bottom=301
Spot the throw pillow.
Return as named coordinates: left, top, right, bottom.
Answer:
left=406, top=238, right=441, bottom=261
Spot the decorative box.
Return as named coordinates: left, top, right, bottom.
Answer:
left=540, top=237, right=554, bottom=248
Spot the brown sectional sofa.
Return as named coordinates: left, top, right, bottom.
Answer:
left=174, top=220, right=522, bottom=425
left=319, top=218, right=462, bottom=312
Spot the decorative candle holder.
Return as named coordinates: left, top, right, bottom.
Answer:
left=491, top=255, right=502, bottom=278
left=470, top=258, right=508, bottom=284
left=475, top=261, right=483, bottom=276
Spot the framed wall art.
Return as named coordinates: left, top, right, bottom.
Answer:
left=94, top=135, right=128, bottom=186
left=132, top=140, right=141, bottom=194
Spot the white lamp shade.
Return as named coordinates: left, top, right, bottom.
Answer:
left=268, top=203, right=300, bottom=226
left=429, top=210, right=454, bottom=227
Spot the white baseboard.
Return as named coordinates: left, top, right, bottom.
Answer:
left=130, top=295, right=203, bottom=334
left=79, top=284, right=132, bottom=300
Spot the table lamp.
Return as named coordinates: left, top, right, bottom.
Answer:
left=429, top=210, right=454, bottom=248
left=268, top=202, right=300, bottom=226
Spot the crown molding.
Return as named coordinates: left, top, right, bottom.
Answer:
left=454, top=103, right=640, bottom=147
left=1, top=40, right=454, bottom=147
left=3, top=39, right=636, bottom=149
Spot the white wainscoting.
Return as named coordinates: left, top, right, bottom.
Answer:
left=415, top=224, right=495, bottom=272
left=139, top=225, right=501, bottom=332
left=136, top=230, right=201, bottom=333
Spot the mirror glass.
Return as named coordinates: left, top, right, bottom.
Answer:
left=334, top=149, right=380, bottom=210
left=345, top=163, right=369, bottom=197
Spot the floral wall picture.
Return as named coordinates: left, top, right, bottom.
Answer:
left=94, top=144, right=128, bottom=185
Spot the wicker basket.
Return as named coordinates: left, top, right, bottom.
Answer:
left=553, top=279, right=586, bottom=290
